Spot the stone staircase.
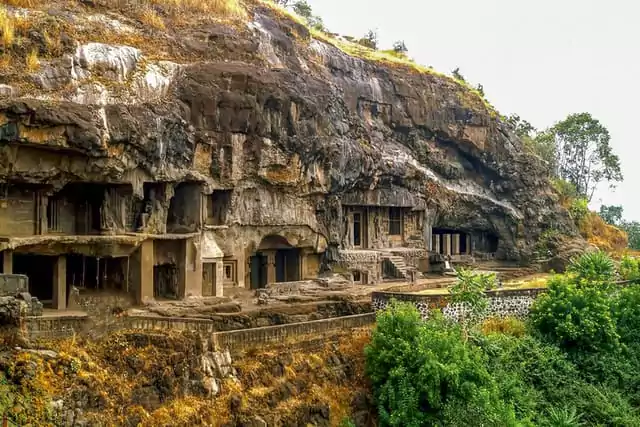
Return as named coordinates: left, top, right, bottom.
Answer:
left=382, top=254, right=410, bottom=279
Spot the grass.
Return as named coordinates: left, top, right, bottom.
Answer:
left=1, top=7, right=15, bottom=47
left=25, top=48, right=40, bottom=71
left=260, top=0, right=497, bottom=115
left=139, top=7, right=166, bottom=30
left=144, top=0, right=246, bottom=18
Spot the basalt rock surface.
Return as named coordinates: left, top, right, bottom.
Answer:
left=0, top=1, right=583, bottom=261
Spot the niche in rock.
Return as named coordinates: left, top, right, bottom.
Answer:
left=167, top=182, right=203, bottom=233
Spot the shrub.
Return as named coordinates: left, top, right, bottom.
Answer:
left=619, top=255, right=640, bottom=281
left=365, top=302, right=515, bottom=426
left=568, top=197, right=589, bottom=225
left=567, top=250, right=616, bottom=282
left=529, top=274, right=619, bottom=354
left=139, top=7, right=166, bottom=30
left=545, top=406, right=584, bottom=427
left=1, top=8, right=15, bottom=47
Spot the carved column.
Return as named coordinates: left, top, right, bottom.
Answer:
left=2, top=250, right=12, bottom=274
left=214, top=261, right=224, bottom=296
left=434, top=235, right=441, bottom=254
left=53, top=255, right=67, bottom=310
left=444, top=234, right=452, bottom=256
left=266, top=251, right=276, bottom=284
left=466, top=234, right=471, bottom=255
left=453, top=234, right=460, bottom=255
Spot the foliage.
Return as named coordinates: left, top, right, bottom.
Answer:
left=451, top=67, right=465, bottom=82
left=552, top=178, right=578, bottom=208
left=567, top=250, right=616, bottom=282
left=475, top=83, right=484, bottom=97
left=618, top=255, right=640, bottom=281
left=599, top=204, right=623, bottom=226
left=620, top=220, right=640, bottom=250
left=544, top=113, right=622, bottom=201
left=449, top=269, right=495, bottom=340
left=568, top=197, right=589, bottom=225
left=529, top=273, right=619, bottom=354
left=365, top=302, right=516, bottom=427
left=391, top=40, right=407, bottom=54
left=291, top=0, right=323, bottom=30
left=545, top=406, right=584, bottom=426
left=506, top=114, right=536, bottom=139
left=356, top=29, right=379, bottom=50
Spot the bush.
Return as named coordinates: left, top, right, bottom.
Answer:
left=529, top=274, right=619, bottom=354
left=569, top=197, right=589, bottom=225
left=365, top=302, right=516, bottom=426
left=619, top=256, right=640, bottom=281
left=566, top=250, right=616, bottom=282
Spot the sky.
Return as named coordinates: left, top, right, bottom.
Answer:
left=306, top=0, right=640, bottom=221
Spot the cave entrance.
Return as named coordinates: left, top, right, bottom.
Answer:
left=154, top=263, right=179, bottom=300
left=167, top=182, right=203, bottom=234
left=250, top=235, right=302, bottom=288
left=47, top=183, right=107, bottom=235
left=13, top=254, right=55, bottom=303
left=66, top=255, right=127, bottom=292
left=431, top=228, right=471, bottom=256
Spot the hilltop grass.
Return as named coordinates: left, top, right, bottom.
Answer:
left=260, top=0, right=497, bottom=116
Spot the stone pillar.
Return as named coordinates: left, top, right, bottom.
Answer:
left=52, top=255, right=67, bottom=310
left=444, top=234, right=452, bottom=256
left=2, top=250, right=13, bottom=274
left=266, top=251, right=276, bottom=284
left=434, top=235, right=441, bottom=254
left=182, top=237, right=203, bottom=298
left=137, top=239, right=154, bottom=304
left=214, top=261, right=224, bottom=296
left=465, top=234, right=471, bottom=255
left=300, top=249, right=308, bottom=280
left=453, top=234, right=460, bottom=255
left=237, top=253, right=246, bottom=289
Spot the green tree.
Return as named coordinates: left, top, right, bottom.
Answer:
left=544, top=113, right=622, bottom=201
left=291, top=0, right=324, bottom=30
left=452, top=67, right=465, bottom=82
left=392, top=40, right=407, bottom=54
left=475, top=83, right=485, bottom=97
left=599, top=204, right=623, bottom=226
left=357, top=29, right=378, bottom=49
left=620, top=220, right=640, bottom=250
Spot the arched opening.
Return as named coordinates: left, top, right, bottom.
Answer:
left=249, top=235, right=301, bottom=289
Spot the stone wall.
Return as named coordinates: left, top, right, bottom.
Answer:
left=335, top=250, right=381, bottom=284
left=22, top=313, right=89, bottom=339
left=371, top=288, right=548, bottom=320
left=0, top=274, right=28, bottom=295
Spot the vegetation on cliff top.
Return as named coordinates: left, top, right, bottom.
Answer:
left=365, top=252, right=640, bottom=426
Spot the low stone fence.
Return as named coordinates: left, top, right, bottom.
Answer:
left=22, top=314, right=90, bottom=339
left=209, top=313, right=375, bottom=351
left=371, top=288, right=548, bottom=320
left=21, top=312, right=376, bottom=346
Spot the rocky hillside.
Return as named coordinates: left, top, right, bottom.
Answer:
left=0, top=328, right=373, bottom=426
left=0, top=0, right=580, bottom=260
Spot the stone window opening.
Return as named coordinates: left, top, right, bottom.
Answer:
left=167, top=182, right=203, bottom=234
left=223, top=261, right=236, bottom=284
left=353, top=270, right=362, bottom=283
left=389, top=207, right=402, bottom=235
left=47, top=198, right=61, bottom=232
left=206, top=190, right=232, bottom=226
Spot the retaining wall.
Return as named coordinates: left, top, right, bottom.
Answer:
left=371, top=288, right=548, bottom=320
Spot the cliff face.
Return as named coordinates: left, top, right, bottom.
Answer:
left=0, top=0, right=577, bottom=262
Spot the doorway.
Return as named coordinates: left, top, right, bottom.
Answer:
left=250, top=254, right=267, bottom=289
left=352, top=210, right=367, bottom=248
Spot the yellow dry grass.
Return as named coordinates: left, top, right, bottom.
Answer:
left=25, top=48, right=40, bottom=71
left=4, top=0, right=41, bottom=7
left=1, top=7, right=15, bottom=47
left=580, top=211, right=629, bottom=253
left=139, top=7, right=166, bottom=30
left=142, top=0, right=246, bottom=18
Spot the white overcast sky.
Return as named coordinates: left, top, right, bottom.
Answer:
left=306, top=0, right=639, bottom=221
